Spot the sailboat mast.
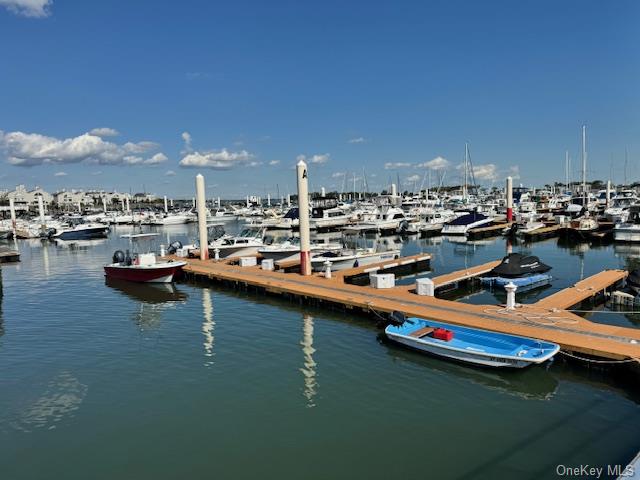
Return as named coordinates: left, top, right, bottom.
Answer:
left=565, top=151, right=569, bottom=192
left=582, top=125, right=587, bottom=205
left=463, top=143, right=469, bottom=200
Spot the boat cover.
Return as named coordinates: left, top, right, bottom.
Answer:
left=489, top=253, right=551, bottom=278
left=445, top=212, right=488, bottom=226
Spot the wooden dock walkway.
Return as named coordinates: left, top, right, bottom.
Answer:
left=535, top=270, right=628, bottom=310
left=332, top=253, right=431, bottom=281
left=176, top=255, right=640, bottom=362
left=467, top=223, right=510, bottom=239
left=431, top=260, right=501, bottom=289
left=522, top=224, right=564, bottom=241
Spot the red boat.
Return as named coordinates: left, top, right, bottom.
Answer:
left=104, top=251, right=186, bottom=283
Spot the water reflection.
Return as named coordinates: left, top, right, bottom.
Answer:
left=12, top=371, right=88, bottom=432
left=300, top=314, right=317, bottom=407
left=0, top=266, right=3, bottom=339
left=105, top=278, right=188, bottom=328
left=202, top=288, right=215, bottom=366
left=383, top=338, right=559, bottom=400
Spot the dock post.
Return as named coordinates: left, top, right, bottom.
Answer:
left=9, top=198, right=16, bottom=236
left=321, top=187, right=326, bottom=198
left=323, top=260, right=332, bottom=279
left=506, top=176, right=513, bottom=222
left=505, top=282, right=517, bottom=310
left=170, top=198, right=174, bottom=208
left=606, top=180, right=611, bottom=209
left=102, top=196, right=107, bottom=213
left=121, top=198, right=125, bottom=211
left=196, top=174, right=209, bottom=260
left=125, top=195, right=130, bottom=213
left=38, top=196, right=46, bottom=233
left=287, top=194, right=291, bottom=207
left=267, top=194, right=271, bottom=207
left=214, top=248, right=220, bottom=261
left=297, top=160, right=312, bottom=275
left=164, top=195, right=168, bottom=214
left=217, top=196, right=221, bottom=208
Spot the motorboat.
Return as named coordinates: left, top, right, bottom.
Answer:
left=258, top=237, right=342, bottom=263
left=441, top=211, right=492, bottom=235
left=149, top=212, right=191, bottom=225
left=309, top=205, right=352, bottom=230
left=481, top=253, right=552, bottom=291
left=52, top=222, right=110, bottom=240
left=210, top=207, right=238, bottom=222
left=260, top=208, right=299, bottom=230
left=310, top=247, right=400, bottom=271
left=355, top=206, right=406, bottom=232
left=385, top=316, right=560, bottom=368
left=405, top=209, right=456, bottom=236
left=104, top=250, right=186, bottom=283
left=208, top=227, right=266, bottom=258
left=565, top=215, right=599, bottom=240
left=614, top=205, right=640, bottom=242
left=603, top=190, right=638, bottom=223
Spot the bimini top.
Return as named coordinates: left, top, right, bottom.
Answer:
left=489, top=253, right=551, bottom=278
left=445, top=212, right=489, bottom=226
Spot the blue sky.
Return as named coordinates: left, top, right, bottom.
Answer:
left=0, top=0, right=638, bottom=198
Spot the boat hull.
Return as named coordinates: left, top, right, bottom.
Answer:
left=385, top=318, right=559, bottom=369
left=104, top=262, right=186, bottom=283
left=54, top=227, right=109, bottom=240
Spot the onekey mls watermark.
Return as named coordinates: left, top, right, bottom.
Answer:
left=556, top=464, right=635, bottom=478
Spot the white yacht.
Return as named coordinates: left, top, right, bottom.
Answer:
left=310, top=247, right=401, bottom=271
left=258, top=237, right=342, bottom=263
left=356, top=206, right=406, bottom=232
left=208, top=227, right=266, bottom=258
left=309, top=205, right=352, bottom=230
left=604, top=190, right=638, bottom=223
left=614, top=206, right=640, bottom=242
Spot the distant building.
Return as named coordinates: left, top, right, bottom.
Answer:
left=54, top=189, right=95, bottom=206
left=7, top=185, right=53, bottom=208
left=133, top=192, right=157, bottom=202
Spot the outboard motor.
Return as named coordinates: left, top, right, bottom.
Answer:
left=112, top=250, right=125, bottom=264
left=388, top=311, right=407, bottom=326
left=167, top=241, right=183, bottom=255
left=125, top=249, right=132, bottom=266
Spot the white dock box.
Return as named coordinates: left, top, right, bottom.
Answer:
left=415, top=277, right=435, bottom=296
left=239, top=256, right=258, bottom=267
left=261, top=259, right=275, bottom=271
left=370, top=273, right=395, bottom=289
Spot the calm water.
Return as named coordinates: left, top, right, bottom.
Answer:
left=1, top=224, right=639, bottom=480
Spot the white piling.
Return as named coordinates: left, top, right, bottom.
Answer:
left=267, top=194, right=271, bottom=207
left=297, top=160, right=311, bottom=276
left=287, top=194, right=291, bottom=207
left=391, top=183, right=397, bottom=197
left=213, top=248, right=220, bottom=261
left=192, top=197, right=196, bottom=208
left=9, top=198, right=16, bottom=234
left=217, top=196, right=221, bottom=208
left=505, top=282, right=517, bottom=310
left=246, top=195, right=250, bottom=208
left=121, top=198, right=125, bottom=211
left=102, top=196, right=107, bottom=213
left=321, top=187, right=326, bottom=198
left=606, top=180, right=611, bottom=209
left=164, top=195, right=168, bottom=214
left=38, top=196, right=45, bottom=231
left=159, top=244, right=166, bottom=257
left=196, top=174, right=209, bottom=260
left=125, top=195, right=130, bottom=213
left=170, top=198, right=174, bottom=208
left=506, top=176, right=513, bottom=222
left=323, top=260, right=332, bottom=279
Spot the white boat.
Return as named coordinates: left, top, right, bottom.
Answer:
left=260, top=208, right=299, bottom=229
left=210, top=208, right=238, bottom=222
left=208, top=227, right=266, bottom=258
left=310, top=248, right=400, bottom=271
left=441, top=211, right=492, bottom=235
left=150, top=212, right=191, bottom=225
left=356, top=206, right=406, bottom=232
left=604, top=190, right=638, bottom=223
left=309, top=205, right=352, bottom=230
left=258, top=237, right=342, bottom=263
left=614, top=206, right=640, bottom=242
left=52, top=222, right=110, bottom=240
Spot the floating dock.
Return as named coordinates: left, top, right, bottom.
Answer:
left=175, top=253, right=640, bottom=362
left=467, top=223, right=510, bottom=239
left=0, top=246, right=20, bottom=263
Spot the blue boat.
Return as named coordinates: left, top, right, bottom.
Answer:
left=481, top=253, right=552, bottom=292
left=481, top=273, right=552, bottom=290
left=385, top=317, right=560, bottom=368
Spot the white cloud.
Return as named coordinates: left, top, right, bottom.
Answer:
left=165, top=170, right=176, bottom=176
left=406, top=174, right=421, bottom=183
left=384, top=162, right=411, bottom=170
left=0, top=129, right=165, bottom=167
left=456, top=163, right=498, bottom=182
left=144, top=153, right=168, bottom=165
left=89, top=127, right=119, bottom=137
left=416, top=156, right=450, bottom=170
left=268, top=160, right=281, bottom=166
left=179, top=149, right=254, bottom=169
left=297, top=153, right=330, bottom=165
left=54, top=171, right=67, bottom=177
left=507, top=165, right=521, bottom=180
left=0, top=0, right=51, bottom=18
left=248, top=160, right=262, bottom=167
left=348, top=137, right=366, bottom=144
left=181, top=131, right=192, bottom=153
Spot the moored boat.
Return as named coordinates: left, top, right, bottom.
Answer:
left=104, top=250, right=186, bottom=283
left=385, top=316, right=560, bottom=368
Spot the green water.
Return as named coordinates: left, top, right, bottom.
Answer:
left=0, top=224, right=638, bottom=479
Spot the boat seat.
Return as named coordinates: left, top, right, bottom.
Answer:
left=409, top=327, right=435, bottom=338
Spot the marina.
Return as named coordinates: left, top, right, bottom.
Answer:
left=2, top=1, right=639, bottom=478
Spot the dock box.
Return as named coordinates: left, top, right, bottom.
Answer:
left=415, top=278, right=435, bottom=296
left=239, top=256, right=258, bottom=267
left=261, top=259, right=275, bottom=271
left=370, top=273, right=395, bottom=289
left=433, top=328, right=454, bottom=342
